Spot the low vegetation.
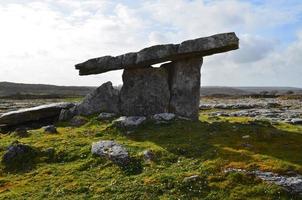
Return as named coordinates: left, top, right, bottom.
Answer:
left=0, top=112, right=301, bottom=199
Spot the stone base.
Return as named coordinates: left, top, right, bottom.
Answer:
left=120, top=67, right=170, bottom=116
left=164, top=58, right=203, bottom=120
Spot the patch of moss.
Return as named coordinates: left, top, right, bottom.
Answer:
left=0, top=112, right=301, bottom=199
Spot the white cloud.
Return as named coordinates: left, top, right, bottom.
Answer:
left=0, top=0, right=301, bottom=87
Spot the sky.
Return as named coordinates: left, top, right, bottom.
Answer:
left=0, top=0, right=302, bottom=87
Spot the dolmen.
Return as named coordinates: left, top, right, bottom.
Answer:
left=73, top=32, right=239, bottom=120
left=0, top=32, right=239, bottom=130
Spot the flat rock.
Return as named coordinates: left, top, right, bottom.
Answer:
left=152, top=113, right=176, bottom=121
left=0, top=102, right=75, bottom=126
left=97, top=112, right=117, bottom=120
left=91, top=140, right=130, bottom=166
left=76, top=32, right=239, bottom=75
left=43, top=125, right=57, bottom=134
left=290, top=118, right=302, bottom=125
left=120, top=67, right=170, bottom=116
left=167, top=58, right=203, bottom=120
left=75, top=81, right=120, bottom=116
left=113, top=116, right=146, bottom=128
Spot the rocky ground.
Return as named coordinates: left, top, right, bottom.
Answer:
left=0, top=98, right=80, bottom=115
left=200, top=97, right=302, bottom=125
left=0, top=97, right=301, bottom=199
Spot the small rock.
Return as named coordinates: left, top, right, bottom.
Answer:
left=91, top=140, right=130, bottom=166
left=290, top=118, right=302, bottom=125
left=242, top=135, right=250, bottom=139
left=113, top=116, right=146, bottom=128
left=143, top=150, right=155, bottom=161
left=97, top=112, right=117, bottom=120
left=183, top=175, right=200, bottom=182
left=152, top=113, right=176, bottom=121
left=69, top=116, right=88, bottom=127
left=43, top=125, right=57, bottom=134
left=2, top=142, right=38, bottom=171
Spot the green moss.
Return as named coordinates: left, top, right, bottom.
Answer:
left=0, top=112, right=301, bottom=199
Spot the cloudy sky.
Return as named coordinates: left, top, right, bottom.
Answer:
left=0, top=0, right=301, bottom=87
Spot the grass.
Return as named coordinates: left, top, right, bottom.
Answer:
left=0, top=112, right=301, bottom=199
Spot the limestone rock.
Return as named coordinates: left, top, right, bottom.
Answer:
left=143, top=150, right=155, bottom=161
left=120, top=67, right=170, bottom=116
left=74, top=81, right=120, bottom=116
left=0, top=103, right=75, bottom=126
left=91, top=140, right=130, bottom=166
left=113, top=116, right=146, bottom=128
left=76, top=32, right=239, bottom=75
left=69, top=116, right=88, bottom=127
left=43, top=125, right=57, bottom=134
left=97, top=112, right=117, bottom=120
left=152, top=113, right=176, bottom=122
left=2, top=142, right=38, bottom=171
left=167, top=58, right=203, bottom=120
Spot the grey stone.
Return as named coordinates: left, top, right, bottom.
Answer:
left=113, top=116, right=146, bottom=128
left=167, top=58, right=203, bottom=120
left=290, top=118, right=302, bottom=125
left=225, top=168, right=302, bottom=194
left=0, top=103, right=75, bottom=126
left=183, top=175, right=200, bottom=183
left=120, top=67, right=170, bottom=116
left=143, top=150, right=155, bottom=161
left=43, top=125, right=57, bottom=134
left=152, top=113, right=176, bottom=121
left=75, top=32, right=239, bottom=75
left=69, top=116, right=88, bottom=127
left=59, top=106, right=77, bottom=121
left=74, top=81, right=120, bottom=116
left=91, top=140, right=130, bottom=166
left=2, top=142, right=38, bottom=171
left=97, top=112, right=117, bottom=120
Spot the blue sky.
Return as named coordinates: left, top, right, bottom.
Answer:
left=0, top=0, right=301, bottom=87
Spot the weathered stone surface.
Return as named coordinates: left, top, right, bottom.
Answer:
left=120, top=67, right=170, bottom=116
left=76, top=32, right=239, bottom=75
left=97, top=112, right=117, bottom=120
left=74, top=81, right=120, bottom=116
left=152, top=113, right=176, bottom=121
left=69, top=116, right=88, bottom=127
left=2, top=142, right=38, bottom=171
left=113, top=116, right=146, bottom=128
left=225, top=168, right=302, bottom=195
left=91, top=140, right=130, bottom=166
left=166, top=58, right=203, bottom=120
left=43, top=125, right=57, bottom=134
left=0, top=103, right=75, bottom=126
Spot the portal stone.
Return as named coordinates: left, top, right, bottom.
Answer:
left=166, top=58, right=203, bottom=120
left=120, top=67, right=170, bottom=116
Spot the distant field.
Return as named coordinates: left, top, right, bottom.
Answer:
left=0, top=82, right=95, bottom=99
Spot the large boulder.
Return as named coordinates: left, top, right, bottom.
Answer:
left=0, top=102, right=75, bottom=127
left=60, top=81, right=120, bottom=120
left=164, top=58, right=203, bottom=120
left=120, top=67, right=170, bottom=116
left=2, top=142, right=39, bottom=171
left=91, top=140, right=130, bottom=166
left=75, top=32, right=239, bottom=75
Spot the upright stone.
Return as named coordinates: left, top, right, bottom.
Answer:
left=120, top=67, right=170, bottom=116
left=166, top=58, right=203, bottom=120
left=75, top=81, right=120, bottom=116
